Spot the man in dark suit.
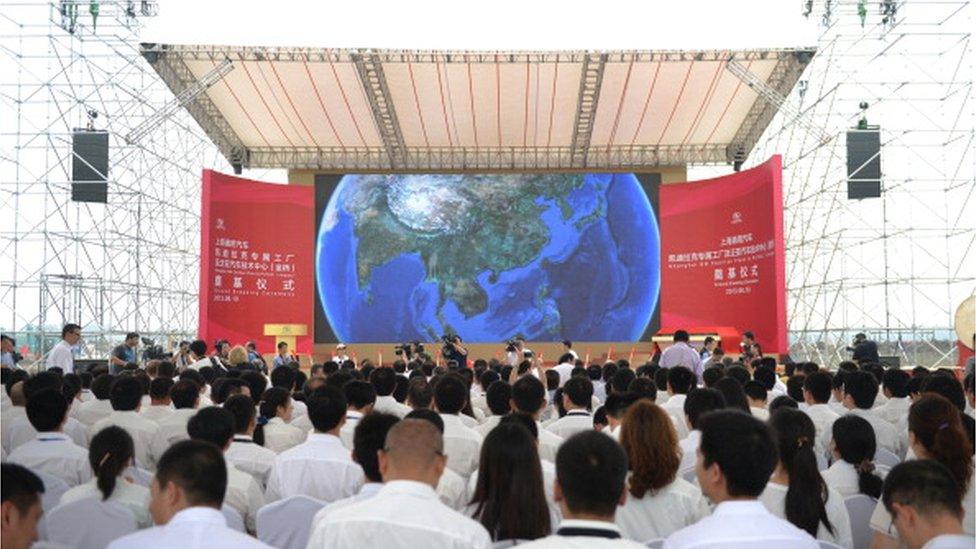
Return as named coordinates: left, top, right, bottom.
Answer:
left=850, top=333, right=879, bottom=364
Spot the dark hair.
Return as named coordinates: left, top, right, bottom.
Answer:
left=555, top=431, right=628, bottom=516
left=24, top=371, right=62, bottom=398
left=170, top=379, right=200, bottom=409
left=486, top=380, right=512, bottom=416
left=654, top=368, right=669, bottom=391
left=149, top=377, right=175, bottom=400
left=307, top=385, right=347, bottom=433
left=406, top=378, right=433, bottom=409
left=369, top=367, right=398, bottom=396
left=353, top=413, right=400, bottom=483
left=5, top=369, right=29, bottom=397
left=344, top=380, right=377, bottom=410
left=26, top=388, right=68, bottom=432
left=610, top=369, right=636, bottom=394
left=270, top=366, right=296, bottom=391
left=908, top=394, right=973, bottom=496
left=1, top=463, right=44, bottom=513
left=769, top=408, right=834, bottom=537
left=470, top=423, right=551, bottom=541
left=155, top=440, right=226, bottom=508
left=803, top=372, right=832, bottom=404
left=769, top=395, right=799, bottom=412
left=698, top=410, right=777, bottom=497
left=61, top=323, right=81, bottom=338
left=544, top=370, right=560, bottom=391
left=702, top=367, right=724, bottom=388
left=392, top=374, right=409, bottom=403
left=224, top=394, right=256, bottom=434
left=673, top=330, right=690, bottom=342
left=844, top=371, right=879, bottom=409
left=563, top=376, right=593, bottom=408
left=666, top=366, right=695, bottom=394
left=882, top=460, right=965, bottom=521
left=628, top=377, right=657, bottom=402
left=714, top=377, right=750, bottom=413
left=240, top=371, right=267, bottom=405
left=188, top=340, right=207, bottom=357
left=753, top=367, right=776, bottom=391
left=683, top=388, right=726, bottom=430
left=831, top=415, right=883, bottom=498
left=743, top=381, right=768, bottom=403
left=187, top=406, right=235, bottom=448
left=405, top=408, right=444, bottom=433
left=920, top=375, right=966, bottom=412
left=259, top=387, right=292, bottom=421
left=621, top=401, right=679, bottom=497
left=882, top=369, right=910, bottom=398
left=89, top=426, right=135, bottom=500
left=433, top=374, right=467, bottom=414
left=725, top=365, right=750, bottom=385
left=511, top=376, right=546, bottom=415
left=213, top=378, right=245, bottom=405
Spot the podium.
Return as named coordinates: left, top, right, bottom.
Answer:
left=263, top=323, right=308, bottom=353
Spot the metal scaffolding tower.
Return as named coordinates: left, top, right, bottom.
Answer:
left=0, top=1, right=228, bottom=359
left=744, top=0, right=975, bottom=367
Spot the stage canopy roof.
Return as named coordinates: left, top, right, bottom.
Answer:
left=142, top=45, right=814, bottom=171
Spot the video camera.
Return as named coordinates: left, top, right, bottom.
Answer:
left=140, top=337, right=171, bottom=361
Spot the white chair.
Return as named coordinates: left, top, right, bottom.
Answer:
left=818, top=541, right=845, bottom=549
left=125, top=465, right=153, bottom=487
left=44, top=497, right=137, bottom=549
left=845, top=494, right=878, bottom=549
left=874, top=448, right=900, bottom=469
left=33, top=470, right=70, bottom=542
left=645, top=539, right=665, bottom=549
left=816, top=451, right=829, bottom=471
left=256, top=495, right=325, bottom=549
left=222, top=503, right=246, bottom=532
left=681, top=469, right=696, bottom=483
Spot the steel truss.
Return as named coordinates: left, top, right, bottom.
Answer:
left=0, top=1, right=227, bottom=360
left=743, top=0, right=975, bottom=367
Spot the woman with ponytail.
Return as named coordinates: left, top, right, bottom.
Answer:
left=871, top=393, right=975, bottom=547
left=824, top=414, right=884, bottom=498
left=257, top=387, right=305, bottom=453
left=760, top=408, right=852, bottom=547
left=59, top=426, right=151, bottom=527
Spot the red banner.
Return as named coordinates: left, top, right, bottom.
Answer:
left=660, top=156, right=787, bottom=354
left=198, top=170, right=314, bottom=353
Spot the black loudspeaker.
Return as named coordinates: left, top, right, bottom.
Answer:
left=71, top=129, right=109, bottom=203
left=846, top=128, right=881, bottom=199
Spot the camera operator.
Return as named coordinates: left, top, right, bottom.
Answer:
left=174, top=340, right=191, bottom=371
left=110, top=332, right=140, bottom=373
left=505, top=336, right=533, bottom=366
left=739, top=330, right=762, bottom=363
left=1, top=334, right=21, bottom=369
left=442, top=334, right=468, bottom=368
left=846, top=332, right=879, bottom=364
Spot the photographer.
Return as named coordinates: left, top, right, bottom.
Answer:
left=505, top=336, right=532, bottom=366
left=1, top=334, right=21, bottom=369
left=110, top=332, right=139, bottom=373
left=847, top=332, right=879, bottom=364
left=442, top=334, right=468, bottom=368
left=173, top=340, right=191, bottom=371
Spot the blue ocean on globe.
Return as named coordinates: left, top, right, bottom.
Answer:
left=316, top=173, right=660, bottom=343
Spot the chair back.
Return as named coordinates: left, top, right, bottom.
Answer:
left=45, top=497, right=137, bottom=549
left=873, top=448, right=900, bottom=469
left=222, top=503, right=246, bottom=532
left=819, top=541, right=845, bottom=549
left=256, top=495, right=325, bottom=549
left=645, top=539, right=665, bottom=549
left=845, top=494, right=878, bottom=549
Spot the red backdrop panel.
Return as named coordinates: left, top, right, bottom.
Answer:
left=198, top=170, right=314, bottom=353
left=660, top=156, right=787, bottom=354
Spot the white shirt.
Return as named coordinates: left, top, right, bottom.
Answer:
left=678, top=430, right=701, bottom=476
left=140, top=404, right=173, bottom=423
left=339, top=411, right=363, bottom=450
left=47, top=339, right=75, bottom=373
left=847, top=407, right=901, bottom=456
left=4, top=414, right=88, bottom=451
left=758, top=482, right=853, bottom=548
left=616, top=477, right=710, bottom=543
left=664, top=500, right=819, bottom=549
left=662, top=395, right=690, bottom=439
left=458, top=413, right=480, bottom=429
left=546, top=410, right=594, bottom=439
left=821, top=460, right=863, bottom=498
left=373, top=395, right=411, bottom=418
left=474, top=415, right=501, bottom=437
left=265, top=433, right=364, bottom=503
left=871, top=468, right=975, bottom=538
left=74, top=398, right=114, bottom=427
left=537, top=421, right=564, bottom=462
left=306, top=480, right=492, bottom=549
left=107, top=506, right=272, bottom=549
left=60, top=477, right=152, bottom=528
left=518, top=519, right=647, bottom=549
left=226, top=436, right=276, bottom=488
left=91, top=410, right=160, bottom=470
left=802, top=403, right=840, bottom=456
left=439, top=413, right=483, bottom=478
left=224, top=460, right=264, bottom=533
left=309, top=482, right=384, bottom=537
left=875, top=396, right=910, bottom=424
left=7, top=432, right=91, bottom=486
left=437, top=466, right=469, bottom=511
left=659, top=342, right=703, bottom=380
left=922, top=534, right=976, bottom=549
left=261, top=416, right=307, bottom=453
left=151, top=408, right=197, bottom=464
left=552, top=362, right=576, bottom=388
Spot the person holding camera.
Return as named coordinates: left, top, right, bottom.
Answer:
left=505, top=337, right=533, bottom=367
left=110, top=332, right=140, bottom=374
left=442, top=334, right=468, bottom=368
left=847, top=333, right=879, bottom=364
left=1, top=334, right=20, bottom=369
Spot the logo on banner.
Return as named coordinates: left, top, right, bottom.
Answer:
left=731, top=211, right=743, bottom=225
left=216, top=218, right=226, bottom=231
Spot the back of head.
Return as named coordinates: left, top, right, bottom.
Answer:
left=344, top=380, right=377, bottom=410
left=743, top=381, right=768, bottom=403
left=684, top=388, right=726, bottom=430
left=714, top=377, right=750, bottom=413
left=307, top=385, right=347, bottom=433
left=270, top=366, right=296, bottom=391
left=149, top=377, right=175, bottom=400
left=223, top=394, right=256, bottom=434
left=405, top=408, right=444, bottom=433
left=109, top=376, right=142, bottom=411
left=23, top=371, right=62, bottom=399
left=803, top=372, right=832, bottom=404
left=882, top=460, right=965, bottom=524
left=844, top=371, right=879, bottom=409
left=698, top=410, right=777, bottom=498
left=25, top=388, right=68, bottom=432
left=240, top=371, right=267, bottom=404
left=382, top=419, right=443, bottom=479
left=920, top=375, right=966, bottom=412
left=188, top=340, right=207, bottom=358
left=170, top=379, right=200, bottom=409
left=769, top=395, right=799, bottom=413
left=753, top=366, right=776, bottom=391
left=769, top=408, right=833, bottom=537
left=673, top=330, right=690, bottom=343
left=620, top=401, right=679, bottom=498
left=563, top=376, right=593, bottom=408
left=628, top=377, right=657, bottom=402
left=89, top=426, right=135, bottom=500
left=882, top=369, right=910, bottom=398
left=667, top=366, right=694, bottom=394
left=369, top=367, right=398, bottom=396
left=610, top=369, right=636, bottom=394
left=433, top=374, right=467, bottom=414
left=702, top=367, right=724, bottom=388
left=353, top=413, right=400, bottom=483
left=155, top=439, right=227, bottom=509
left=908, top=394, right=973, bottom=493
left=406, top=378, right=432, bottom=409
left=511, top=375, right=545, bottom=414
left=831, top=415, right=882, bottom=498
left=725, top=365, right=750, bottom=385
left=187, top=407, right=235, bottom=449
left=485, top=380, right=512, bottom=416
left=1, top=463, right=44, bottom=515
left=555, top=431, right=628, bottom=518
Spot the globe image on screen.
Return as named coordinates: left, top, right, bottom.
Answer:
left=316, top=173, right=660, bottom=343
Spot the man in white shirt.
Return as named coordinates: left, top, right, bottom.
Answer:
left=552, top=353, right=577, bottom=389
left=406, top=409, right=479, bottom=510
left=185, top=340, right=215, bottom=371
left=664, top=411, right=818, bottom=549
left=475, top=380, right=512, bottom=437
left=309, top=413, right=400, bottom=538
left=307, top=418, right=492, bottom=549
left=108, top=439, right=272, bottom=549
left=333, top=343, right=351, bottom=364
left=7, top=388, right=91, bottom=487
left=186, top=407, right=264, bottom=533
left=432, top=374, right=483, bottom=478
left=4, top=373, right=88, bottom=452
left=517, top=430, right=644, bottom=548
left=46, top=323, right=81, bottom=373
left=223, top=394, right=276, bottom=488
left=877, top=369, right=912, bottom=424
left=659, top=330, right=703, bottom=382
left=744, top=381, right=770, bottom=421
left=1, top=463, right=46, bottom=549
left=370, top=367, right=412, bottom=418
left=562, top=340, right=580, bottom=361
left=802, top=372, right=842, bottom=457
left=880, top=460, right=975, bottom=549
left=73, top=373, right=116, bottom=427
left=679, top=388, right=726, bottom=476
left=340, top=380, right=375, bottom=449
left=842, top=371, right=901, bottom=456
left=265, top=385, right=364, bottom=502
left=151, top=379, right=201, bottom=465
left=546, top=377, right=595, bottom=439
left=90, top=376, right=160, bottom=470
left=510, top=376, right=564, bottom=461
left=661, top=366, right=695, bottom=439
left=140, top=377, right=174, bottom=423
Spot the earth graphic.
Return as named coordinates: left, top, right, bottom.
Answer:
left=316, top=173, right=660, bottom=343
